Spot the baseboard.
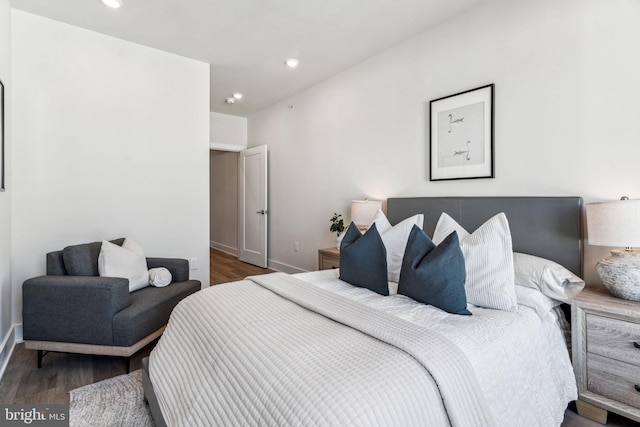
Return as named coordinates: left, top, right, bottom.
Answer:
left=267, top=259, right=308, bottom=275
left=0, top=323, right=20, bottom=382
left=210, top=241, right=238, bottom=257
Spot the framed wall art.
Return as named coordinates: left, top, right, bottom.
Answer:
left=429, top=84, right=494, bottom=181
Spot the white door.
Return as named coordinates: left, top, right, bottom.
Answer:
left=238, top=145, right=268, bottom=268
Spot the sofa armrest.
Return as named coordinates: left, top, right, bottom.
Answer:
left=22, top=276, right=130, bottom=346
left=146, top=258, right=190, bottom=282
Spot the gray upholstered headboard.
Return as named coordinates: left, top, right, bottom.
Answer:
left=387, top=197, right=583, bottom=277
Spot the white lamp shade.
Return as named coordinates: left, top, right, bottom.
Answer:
left=586, top=199, right=640, bottom=247
left=351, top=200, right=382, bottom=227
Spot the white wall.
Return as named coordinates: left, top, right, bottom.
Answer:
left=11, top=11, right=211, bottom=328
left=0, top=0, right=13, bottom=376
left=248, top=0, right=640, bottom=283
left=209, top=112, right=247, bottom=151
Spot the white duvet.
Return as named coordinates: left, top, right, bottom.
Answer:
left=150, top=269, right=576, bottom=427
left=295, top=269, right=577, bottom=427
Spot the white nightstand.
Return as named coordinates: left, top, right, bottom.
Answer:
left=572, top=286, right=640, bottom=424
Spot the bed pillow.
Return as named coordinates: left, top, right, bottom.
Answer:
left=371, top=210, right=424, bottom=283
left=514, top=285, right=561, bottom=323
left=433, top=212, right=517, bottom=311
left=398, top=226, right=470, bottom=315
left=513, top=252, right=585, bottom=303
left=339, top=222, right=389, bottom=296
left=98, top=238, right=149, bottom=292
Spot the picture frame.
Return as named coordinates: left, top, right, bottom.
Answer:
left=0, top=78, right=4, bottom=191
left=429, top=84, right=494, bottom=181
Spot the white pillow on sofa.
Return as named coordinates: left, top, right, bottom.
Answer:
left=433, top=212, right=518, bottom=311
left=371, top=210, right=424, bottom=283
left=513, top=252, right=585, bottom=303
left=98, top=238, right=149, bottom=292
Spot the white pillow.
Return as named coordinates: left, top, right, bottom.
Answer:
left=433, top=212, right=517, bottom=311
left=514, top=285, right=561, bottom=323
left=122, top=237, right=145, bottom=257
left=513, top=252, right=585, bottom=303
left=371, top=210, right=424, bottom=283
left=98, top=238, right=149, bottom=292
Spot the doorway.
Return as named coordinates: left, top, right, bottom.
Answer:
left=209, top=150, right=240, bottom=256
left=209, top=146, right=268, bottom=268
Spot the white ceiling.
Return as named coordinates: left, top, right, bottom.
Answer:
left=11, top=0, right=486, bottom=116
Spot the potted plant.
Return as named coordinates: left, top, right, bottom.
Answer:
left=330, top=213, right=346, bottom=247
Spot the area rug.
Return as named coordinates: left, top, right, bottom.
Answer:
left=69, top=370, right=154, bottom=427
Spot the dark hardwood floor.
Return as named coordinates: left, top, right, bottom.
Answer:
left=0, top=249, right=272, bottom=404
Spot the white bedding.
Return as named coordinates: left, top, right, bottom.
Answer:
left=295, top=269, right=577, bottom=427
left=150, top=269, right=576, bottom=427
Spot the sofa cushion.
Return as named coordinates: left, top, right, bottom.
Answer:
left=46, top=251, right=67, bottom=276
left=62, top=238, right=125, bottom=276
left=112, top=280, right=201, bottom=346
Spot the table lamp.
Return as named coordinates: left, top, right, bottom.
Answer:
left=586, top=197, right=640, bottom=301
left=351, top=199, right=382, bottom=231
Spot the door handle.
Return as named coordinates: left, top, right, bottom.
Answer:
left=256, top=210, right=268, bottom=215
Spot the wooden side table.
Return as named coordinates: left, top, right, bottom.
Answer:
left=318, top=247, right=340, bottom=270
left=572, top=286, right=640, bottom=424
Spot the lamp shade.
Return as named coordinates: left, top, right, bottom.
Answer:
left=351, top=199, right=382, bottom=228
left=586, top=199, right=640, bottom=248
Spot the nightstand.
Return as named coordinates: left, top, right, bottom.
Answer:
left=572, top=286, right=640, bottom=424
left=318, top=247, right=340, bottom=270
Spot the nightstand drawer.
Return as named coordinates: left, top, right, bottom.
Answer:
left=320, top=255, right=339, bottom=270
left=586, top=314, right=640, bottom=366
left=318, top=248, right=340, bottom=270
left=588, top=353, right=640, bottom=410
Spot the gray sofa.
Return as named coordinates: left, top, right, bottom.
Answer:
left=22, top=238, right=201, bottom=371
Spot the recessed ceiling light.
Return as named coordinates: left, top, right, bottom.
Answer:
left=285, top=58, right=300, bottom=68
left=102, top=0, right=123, bottom=8
left=232, top=93, right=243, bottom=100
left=225, top=98, right=235, bottom=105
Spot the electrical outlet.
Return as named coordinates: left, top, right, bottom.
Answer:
left=294, top=241, right=299, bottom=252
left=189, top=257, right=198, bottom=270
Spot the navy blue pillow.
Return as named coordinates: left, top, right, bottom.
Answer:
left=339, top=222, right=389, bottom=296
left=398, top=225, right=470, bottom=315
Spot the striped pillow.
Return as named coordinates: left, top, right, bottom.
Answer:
left=432, top=212, right=517, bottom=311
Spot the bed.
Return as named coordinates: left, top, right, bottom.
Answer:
left=143, top=196, right=584, bottom=427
